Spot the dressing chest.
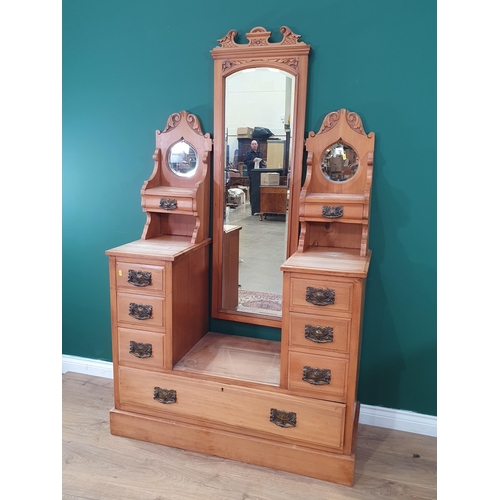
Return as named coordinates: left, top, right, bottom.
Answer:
left=105, top=27, right=374, bottom=487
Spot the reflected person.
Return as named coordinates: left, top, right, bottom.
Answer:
left=244, top=140, right=267, bottom=171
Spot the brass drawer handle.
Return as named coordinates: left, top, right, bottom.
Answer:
left=270, top=408, right=296, bottom=428
left=129, top=341, right=152, bottom=358
left=127, top=269, right=152, bottom=287
left=305, top=286, right=335, bottom=306
left=302, top=366, right=331, bottom=385
left=159, top=197, right=178, bottom=210
left=322, top=205, right=343, bottom=218
left=153, top=387, right=177, bottom=404
left=129, top=303, right=153, bottom=320
left=304, top=324, right=333, bottom=343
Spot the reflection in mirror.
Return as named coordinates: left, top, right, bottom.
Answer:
left=168, top=139, right=198, bottom=178
left=321, top=142, right=359, bottom=182
left=223, top=68, right=295, bottom=318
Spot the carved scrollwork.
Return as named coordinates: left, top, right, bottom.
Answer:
left=302, top=366, right=331, bottom=385
left=159, top=198, right=177, bottom=210
left=127, top=269, right=152, bottom=287
left=222, top=59, right=245, bottom=72
left=186, top=113, right=203, bottom=135
left=216, top=26, right=304, bottom=49
left=129, top=341, right=152, bottom=358
left=317, top=111, right=341, bottom=135
left=346, top=111, right=366, bottom=135
left=279, top=26, right=303, bottom=45
left=270, top=408, right=296, bottom=428
left=322, top=206, right=344, bottom=219
left=161, top=112, right=182, bottom=133
left=304, top=324, right=333, bottom=343
left=153, top=387, right=177, bottom=404
left=222, top=57, right=299, bottom=74
left=158, top=110, right=203, bottom=136
left=305, top=286, right=335, bottom=306
left=217, top=29, right=238, bottom=48
left=245, top=26, right=271, bottom=47
left=313, top=109, right=367, bottom=137
left=129, top=302, right=153, bottom=320
left=268, top=57, right=299, bottom=70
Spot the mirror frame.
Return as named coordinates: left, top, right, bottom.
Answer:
left=211, top=26, right=310, bottom=327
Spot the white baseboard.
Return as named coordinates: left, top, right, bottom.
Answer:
left=62, top=354, right=436, bottom=437
left=63, top=354, right=114, bottom=379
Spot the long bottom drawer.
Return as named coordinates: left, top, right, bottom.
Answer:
left=117, top=366, right=346, bottom=452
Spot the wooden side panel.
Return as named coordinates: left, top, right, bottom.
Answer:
left=342, top=278, right=365, bottom=455
left=171, top=243, right=210, bottom=366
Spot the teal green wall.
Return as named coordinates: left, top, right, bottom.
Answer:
left=63, top=0, right=436, bottom=416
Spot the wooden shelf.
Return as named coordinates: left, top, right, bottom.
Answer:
left=174, top=332, right=281, bottom=386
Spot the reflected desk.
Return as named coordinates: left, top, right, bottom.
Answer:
left=259, top=185, right=288, bottom=220
left=249, top=169, right=283, bottom=215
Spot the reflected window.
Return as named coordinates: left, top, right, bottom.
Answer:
left=168, top=140, right=198, bottom=178
left=321, top=142, right=359, bottom=182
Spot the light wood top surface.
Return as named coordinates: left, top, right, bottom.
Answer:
left=105, top=235, right=210, bottom=260
left=281, top=247, right=371, bottom=278
left=174, top=332, right=281, bottom=386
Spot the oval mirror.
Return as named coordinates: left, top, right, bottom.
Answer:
left=321, top=142, right=359, bottom=182
left=168, top=139, right=198, bottom=178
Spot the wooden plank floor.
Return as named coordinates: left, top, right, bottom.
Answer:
left=62, top=372, right=436, bottom=500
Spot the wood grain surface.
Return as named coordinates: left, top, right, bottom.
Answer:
left=62, top=372, right=436, bottom=500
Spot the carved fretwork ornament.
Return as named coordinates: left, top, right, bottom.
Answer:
left=127, top=269, right=152, bottom=287
left=304, top=324, right=333, bottom=343
left=322, top=205, right=344, bottom=219
left=317, top=111, right=341, bottom=134
left=129, top=341, right=153, bottom=358
left=153, top=387, right=177, bottom=404
left=128, top=302, right=153, bottom=320
left=222, top=57, right=299, bottom=74
left=270, top=408, right=297, bottom=428
left=217, top=25, right=305, bottom=49
left=305, top=286, right=335, bottom=306
left=316, top=110, right=366, bottom=136
left=159, top=198, right=177, bottom=210
left=159, top=111, right=204, bottom=136
left=302, top=366, right=331, bottom=385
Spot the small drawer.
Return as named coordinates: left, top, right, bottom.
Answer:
left=302, top=202, right=364, bottom=221
left=118, top=367, right=346, bottom=452
left=117, top=292, right=165, bottom=328
left=289, top=312, right=350, bottom=353
left=289, top=277, right=353, bottom=315
left=117, top=327, right=165, bottom=370
left=142, top=194, right=194, bottom=214
left=288, top=351, right=348, bottom=402
left=115, top=261, right=164, bottom=292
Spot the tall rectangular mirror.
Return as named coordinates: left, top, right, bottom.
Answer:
left=211, top=26, right=310, bottom=327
